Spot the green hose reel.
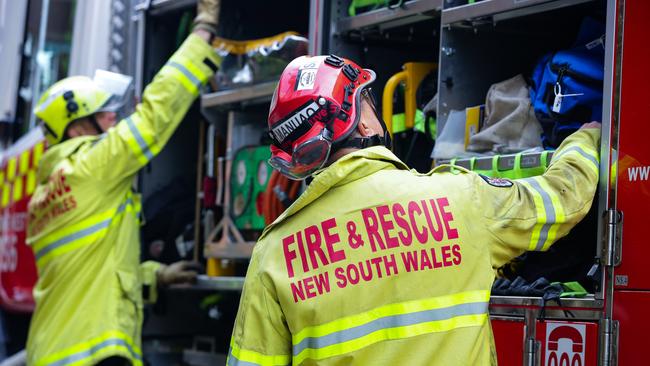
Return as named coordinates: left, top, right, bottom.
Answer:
left=230, top=146, right=272, bottom=230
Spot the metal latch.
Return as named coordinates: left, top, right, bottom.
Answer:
left=602, top=209, right=623, bottom=267
left=134, top=0, right=152, bottom=12
left=525, top=337, right=540, bottom=366
left=599, top=318, right=619, bottom=366
left=523, top=309, right=540, bottom=366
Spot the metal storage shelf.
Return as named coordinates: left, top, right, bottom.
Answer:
left=147, top=0, right=196, bottom=16
left=201, top=81, right=277, bottom=109
left=490, top=295, right=602, bottom=309
left=204, top=240, right=256, bottom=260
left=175, top=278, right=604, bottom=307
left=337, top=0, right=443, bottom=34
left=183, top=350, right=227, bottom=365
left=442, top=0, right=593, bottom=25
left=195, top=275, right=245, bottom=291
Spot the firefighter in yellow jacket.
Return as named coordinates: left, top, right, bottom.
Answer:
left=227, top=55, right=601, bottom=365
left=26, top=1, right=221, bottom=365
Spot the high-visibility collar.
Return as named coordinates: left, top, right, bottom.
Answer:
left=260, top=146, right=409, bottom=240
left=37, top=136, right=97, bottom=183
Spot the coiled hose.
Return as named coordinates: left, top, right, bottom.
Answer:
left=262, top=170, right=301, bottom=226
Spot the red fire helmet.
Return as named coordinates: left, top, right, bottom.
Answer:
left=267, top=54, right=388, bottom=180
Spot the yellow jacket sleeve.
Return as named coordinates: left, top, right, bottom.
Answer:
left=474, top=128, right=601, bottom=269
left=77, top=33, right=221, bottom=182
left=228, top=246, right=292, bottom=366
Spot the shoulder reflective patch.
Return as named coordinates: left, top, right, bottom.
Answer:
left=479, top=174, right=513, bottom=187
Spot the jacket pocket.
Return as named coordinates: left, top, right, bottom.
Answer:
left=116, top=269, right=143, bottom=308
left=116, top=270, right=143, bottom=339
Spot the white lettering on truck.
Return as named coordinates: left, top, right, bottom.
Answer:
left=627, top=165, right=650, bottom=182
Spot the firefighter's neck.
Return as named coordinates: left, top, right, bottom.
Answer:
left=66, top=112, right=117, bottom=139
left=328, top=101, right=384, bottom=163
left=65, top=119, right=101, bottom=138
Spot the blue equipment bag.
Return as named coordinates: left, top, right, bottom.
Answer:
left=530, top=18, right=605, bottom=147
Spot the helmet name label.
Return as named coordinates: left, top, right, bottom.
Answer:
left=296, top=61, right=320, bottom=91
left=271, top=101, right=320, bottom=144
left=296, top=68, right=318, bottom=91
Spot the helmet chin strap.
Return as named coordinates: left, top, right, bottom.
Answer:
left=338, top=134, right=388, bottom=149
left=334, top=110, right=393, bottom=151
left=377, top=115, right=393, bottom=150
left=89, top=114, right=104, bottom=135
left=337, top=107, right=392, bottom=150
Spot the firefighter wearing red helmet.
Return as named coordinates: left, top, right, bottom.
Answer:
left=267, top=55, right=391, bottom=180
left=228, top=55, right=601, bottom=365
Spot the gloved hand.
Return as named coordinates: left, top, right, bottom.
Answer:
left=193, top=0, right=221, bottom=36
left=581, top=121, right=601, bottom=129
left=157, top=261, right=202, bottom=286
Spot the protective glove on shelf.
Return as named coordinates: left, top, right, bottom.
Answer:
left=157, top=260, right=202, bottom=286
left=193, top=0, right=221, bottom=36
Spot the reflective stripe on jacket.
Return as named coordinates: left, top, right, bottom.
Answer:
left=228, top=128, right=600, bottom=365
left=26, top=34, right=220, bottom=366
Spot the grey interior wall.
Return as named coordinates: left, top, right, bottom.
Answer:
left=68, top=0, right=111, bottom=76
left=0, top=0, right=29, bottom=124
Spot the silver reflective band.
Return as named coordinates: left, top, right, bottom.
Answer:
left=125, top=117, right=154, bottom=161
left=48, top=338, right=141, bottom=366
left=35, top=199, right=134, bottom=260
left=167, top=61, right=202, bottom=88
left=292, top=301, right=488, bottom=356
left=521, top=178, right=555, bottom=251
left=552, top=146, right=599, bottom=170
left=226, top=351, right=277, bottom=366
left=226, top=348, right=290, bottom=366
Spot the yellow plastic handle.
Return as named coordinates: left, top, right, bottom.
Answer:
left=382, top=62, right=437, bottom=137
left=382, top=70, right=407, bottom=137
left=403, top=62, right=437, bottom=130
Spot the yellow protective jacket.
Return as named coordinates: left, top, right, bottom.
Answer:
left=26, top=34, right=220, bottom=366
left=228, top=128, right=600, bottom=365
